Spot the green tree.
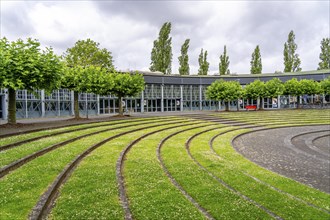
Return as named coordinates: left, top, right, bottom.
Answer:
left=150, top=22, right=172, bottom=74
left=284, top=78, right=302, bottom=108
left=264, top=78, right=284, bottom=98
left=62, top=39, right=114, bottom=118
left=320, top=76, right=330, bottom=94
left=250, top=45, right=262, bottom=74
left=299, top=79, right=321, bottom=96
left=318, top=38, right=330, bottom=70
left=178, top=39, right=190, bottom=75
left=244, top=80, right=266, bottom=109
left=110, top=72, right=145, bottom=116
left=198, top=48, right=209, bottom=75
left=283, top=30, right=302, bottom=72
left=0, top=37, right=62, bottom=124
left=219, top=45, right=230, bottom=75
left=206, top=79, right=242, bottom=111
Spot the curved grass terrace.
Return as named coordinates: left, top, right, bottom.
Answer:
left=0, top=109, right=329, bottom=220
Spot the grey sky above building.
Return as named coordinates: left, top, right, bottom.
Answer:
left=1, top=0, right=329, bottom=74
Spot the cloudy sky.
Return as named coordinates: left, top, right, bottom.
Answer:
left=1, top=0, right=329, bottom=75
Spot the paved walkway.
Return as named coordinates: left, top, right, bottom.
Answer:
left=233, top=125, right=330, bottom=193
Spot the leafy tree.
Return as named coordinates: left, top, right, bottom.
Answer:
left=150, top=22, right=172, bottom=74
left=244, top=80, right=266, bottom=109
left=0, top=37, right=62, bottom=124
left=284, top=78, right=302, bottom=108
left=299, top=79, right=321, bottom=96
left=283, top=30, right=302, bottom=72
left=64, top=38, right=114, bottom=70
left=250, top=45, right=262, bottom=74
left=62, top=39, right=114, bottom=118
left=264, top=78, right=284, bottom=98
left=110, top=72, right=145, bottom=116
left=219, top=45, right=230, bottom=75
left=320, top=76, right=330, bottom=94
left=198, top=48, right=209, bottom=75
left=206, top=79, right=242, bottom=111
left=178, top=39, right=190, bottom=75
left=318, top=38, right=330, bottom=70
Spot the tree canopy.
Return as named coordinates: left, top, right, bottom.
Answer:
left=219, top=45, right=230, bottom=75
left=0, top=37, right=63, bottom=124
left=320, top=77, right=330, bottom=94
left=283, top=30, right=302, bottom=72
left=318, top=38, right=330, bottom=70
left=178, top=39, right=190, bottom=75
left=250, top=45, right=262, bottom=74
left=150, top=22, right=172, bottom=74
left=198, top=48, right=209, bottom=75
left=284, top=78, right=301, bottom=96
left=264, top=78, right=284, bottom=98
left=299, top=79, right=321, bottom=95
left=110, top=72, right=145, bottom=115
left=62, top=38, right=114, bottom=118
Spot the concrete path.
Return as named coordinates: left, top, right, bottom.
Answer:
left=233, top=125, right=330, bottom=193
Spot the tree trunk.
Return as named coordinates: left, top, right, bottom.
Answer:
left=8, top=88, right=16, bottom=124
left=118, top=96, right=123, bottom=116
left=225, top=101, right=229, bottom=111
left=74, top=91, right=80, bottom=119
left=259, top=97, right=263, bottom=110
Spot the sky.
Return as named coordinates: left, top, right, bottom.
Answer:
left=0, top=0, right=329, bottom=75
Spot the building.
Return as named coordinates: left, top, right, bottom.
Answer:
left=0, top=70, right=329, bottom=120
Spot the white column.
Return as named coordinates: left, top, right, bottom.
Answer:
left=41, top=90, right=45, bottom=117
left=180, top=85, right=183, bottom=111
left=71, top=91, right=74, bottom=116
left=97, top=95, right=100, bottom=115
left=25, top=90, right=28, bottom=118
left=161, top=84, right=164, bottom=112
left=199, top=85, right=202, bottom=111
left=141, top=91, right=144, bottom=113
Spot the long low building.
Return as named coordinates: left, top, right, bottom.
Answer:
left=0, top=69, right=329, bottom=120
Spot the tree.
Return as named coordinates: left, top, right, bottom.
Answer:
left=198, top=48, right=209, bottom=75
left=219, top=45, right=230, bottom=75
left=178, top=39, right=190, bottom=75
left=62, top=39, right=114, bottom=119
left=110, top=72, right=145, bottom=116
left=283, top=30, right=302, bottom=72
left=318, top=38, right=330, bottom=70
left=264, top=78, right=284, bottom=98
left=284, top=78, right=302, bottom=108
left=150, top=22, right=172, bottom=74
left=243, top=80, right=266, bottom=109
left=250, top=45, right=262, bottom=74
left=0, top=38, right=62, bottom=124
left=320, top=76, right=330, bottom=95
left=206, top=79, right=242, bottom=111
left=299, top=79, right=321, bottom=96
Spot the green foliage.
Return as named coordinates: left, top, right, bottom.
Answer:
left=283, top=30, right=302, bottom=72
left=150, top=22, right=172, bottom=74
left=63, top=38, right=114, bottom=71
left=244, top=80, right=266, bottom=99
left=206, top=79, right=242, bottom=101
left=110, top=72, right=145, bottom=98
left=250, top=45, right=262, bottom=74
left=198, top=48, right=209, bottom=75
left=219, top=45, right=230, bottom=75
left=284, top=78, right=301, bottom=96
left=178, top=39, right=190, bottom=75
left=0, top=37, right=63, bottom=124
left=264, top=78, right=284, bottom=98
left=299, top=79, right=321, bottom=95
left=0, top=37, right=62, bottom=92
left=318, top=38, right=330, bottom=70
left=320, top=77, right=330, bottom=94
left=61, top=66, right=113, bottom=95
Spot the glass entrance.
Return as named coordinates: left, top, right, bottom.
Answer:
left=163, top=99, right=180, bottom=111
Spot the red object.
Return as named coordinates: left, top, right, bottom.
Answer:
left=245, top=105, right=257, bottom=110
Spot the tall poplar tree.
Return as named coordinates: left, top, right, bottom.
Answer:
left=318, top=38, right=330, bottom=70
left=198, top=48, right=209, bottom=75
left=283, top=30, right=301, bottom=72
left=250, top=45, right=262, bottom=74
left=178, top=39, right=190, bottom=75
left=219, top=45, right=230, bottom=75
left=150, top=22, right=172, bottom=74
